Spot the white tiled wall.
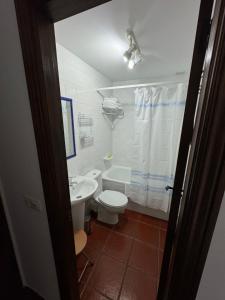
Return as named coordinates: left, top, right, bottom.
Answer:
left=56, top=44, right=112, bottom=176
left=112, top=87, right=135, bottom=167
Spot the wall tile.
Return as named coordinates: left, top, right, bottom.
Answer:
left=56, top=44, right=112, bottom=177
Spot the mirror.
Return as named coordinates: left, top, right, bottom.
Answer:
left=61, top=97, right=76, bottom=159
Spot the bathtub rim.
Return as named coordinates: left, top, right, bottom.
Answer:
left=102, top=165, right=131, bottom=185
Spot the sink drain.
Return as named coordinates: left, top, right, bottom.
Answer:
left=76, top=195, right=82, bottom=199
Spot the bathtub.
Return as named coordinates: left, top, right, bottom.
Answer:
left=102, top=165, right=168, bottom=220
left=102, top=165, right=131, bottom=194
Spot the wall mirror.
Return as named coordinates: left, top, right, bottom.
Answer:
left=61, top=97, right=76, bottom=159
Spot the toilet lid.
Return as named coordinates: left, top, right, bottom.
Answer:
left=99, top=190, right=128, bottom=208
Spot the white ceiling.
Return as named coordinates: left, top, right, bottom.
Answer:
left=54, top=0, right=200, bottom=82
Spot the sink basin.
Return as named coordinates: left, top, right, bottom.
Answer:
left=69, top=176, right=98, bottom=205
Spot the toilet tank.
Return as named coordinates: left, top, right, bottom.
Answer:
left=85, top=169, right=102, bottom=200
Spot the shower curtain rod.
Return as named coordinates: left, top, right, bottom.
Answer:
left=76, top=80, right=187, bottom=94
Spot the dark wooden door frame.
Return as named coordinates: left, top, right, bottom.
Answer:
left=158, top=0, right=214, bottom=297
left=160, top=0, right=225, bottom=298
left=14, top=0, right=225, bottom=300
left=14, top=1, right=111, bottom=299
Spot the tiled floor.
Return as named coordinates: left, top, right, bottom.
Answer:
left=76, top=209, right=168, bottom=300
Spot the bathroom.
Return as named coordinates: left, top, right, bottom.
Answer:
left=54, top=0, right=200, bottom=299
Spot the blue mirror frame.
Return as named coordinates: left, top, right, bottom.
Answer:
left=61, top=97, right=76, bottom=159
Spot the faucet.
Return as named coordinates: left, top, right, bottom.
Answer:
left=68, top=176, right=78, bottom=187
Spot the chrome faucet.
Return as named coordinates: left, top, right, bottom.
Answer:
left=68, top=177, right=78, bottom=187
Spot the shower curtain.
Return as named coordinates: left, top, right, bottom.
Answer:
left=126, top=83, right=187, bottom=213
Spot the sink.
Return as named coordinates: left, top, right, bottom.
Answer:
left=69, top=176, right=98, bottom=231
left=69, top=176, right=98, bottom=205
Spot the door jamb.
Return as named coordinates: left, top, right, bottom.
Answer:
left=158, top=0, right=214, bottom=297
left=160, top=0, right=225, bottom=298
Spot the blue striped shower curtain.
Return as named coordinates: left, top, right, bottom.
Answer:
left=126, top=84, right=187, bottom=212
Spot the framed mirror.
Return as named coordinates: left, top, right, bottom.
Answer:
left=61, top=97, right=76, bottom=159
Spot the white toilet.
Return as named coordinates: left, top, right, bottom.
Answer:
left=85, top=169, right=128, bottom=224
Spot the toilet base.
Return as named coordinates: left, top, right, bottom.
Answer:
left=97, top=205, right=120, bottom=225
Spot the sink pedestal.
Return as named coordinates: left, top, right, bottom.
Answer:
left=71, top=202, right=85, bottom=231
left=69, top=175, right=98, bottom=231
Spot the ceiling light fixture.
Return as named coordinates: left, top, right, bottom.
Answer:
left=123, top=49, right=132, bottom=62
left=128, top=58, right=135, bottom=70
left=123, top=29, right=142, bottom=70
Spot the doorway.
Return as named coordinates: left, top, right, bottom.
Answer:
left=14, top=0, right=225, bottom=299
left=53, top=1, right=201, bottom=298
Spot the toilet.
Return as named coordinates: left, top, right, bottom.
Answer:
left=85, top=169, right=128, bottom=224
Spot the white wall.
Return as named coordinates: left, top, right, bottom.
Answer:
left=56, top=43, right=112, bottom=176
left=0, top=1, right=60, bottom=299
left=196, top=192, right=225, bottom=300
left=112, top=86, right=135, bottom=167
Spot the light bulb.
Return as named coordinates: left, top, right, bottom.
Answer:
left=123, top=55, right=128, bottom=63
left=128, top=59, right=135, bottom=70
left=123, top=50, right=132, bottom=63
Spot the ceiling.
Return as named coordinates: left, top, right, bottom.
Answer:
left=54, top=0, right=201, bottom=82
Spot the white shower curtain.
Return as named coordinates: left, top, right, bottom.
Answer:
left=126, top=84, right=187, bottom=213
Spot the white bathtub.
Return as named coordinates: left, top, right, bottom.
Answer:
left=102, top=165, right=168, bottom=220
left=102, top=165, right=131, bottom=194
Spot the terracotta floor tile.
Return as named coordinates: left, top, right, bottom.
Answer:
left=135, top=222, right=160, bottom=248
left=158, top=250, right=164, bottom=279
left=77, top=251, right=86, bottom=264
left=120, top=267, right=157, bottom=300
left=129, top=240, right=158, bottom=277
left=139, top=214, right=162, bottom=228
left=87, top=223, right=110, bottom=251
left=76, top=253, right=94, bottom=294
left=160, top=220, right=168, bottom=231
left=89, top=254, right=126, bottom=300
left=82, top=287, right=109, bottom=300
left=84, top=245, right=100, bottom=264
left=114, top=216, right=139, bottom=238
left=124, top=209, right=141, bottom=221
left=77, top=253, right=87, bottom=277
left=103, top=232, right=133, bottom=262
left=79, top=266, right=93, bottom=295
left=159, top=230, right=167, bottom=250
left=80, top=213, right=165, bottom=298
left=93, top=218, right=115, bottom=229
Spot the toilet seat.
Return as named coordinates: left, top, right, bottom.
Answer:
left=99, top=190, right=128, bottom=208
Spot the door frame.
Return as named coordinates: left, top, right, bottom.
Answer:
left=158, top=0, right=214, bottom=297
left=14, top=1, right=225, bottom=300
left=159, top=0, right=225, bottom=298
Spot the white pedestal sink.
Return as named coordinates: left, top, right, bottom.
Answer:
left=69, top=176, right=98, bottom=231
